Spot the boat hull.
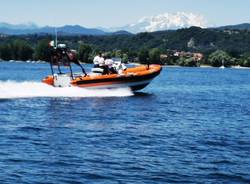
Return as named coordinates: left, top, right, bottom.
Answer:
left=42, top=65, right=162, bottom=91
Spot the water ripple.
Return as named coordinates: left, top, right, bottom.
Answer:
left=0, top=63, right=250, bottom=183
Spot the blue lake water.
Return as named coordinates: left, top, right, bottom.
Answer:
left=0, top=61, right=250, bottom=183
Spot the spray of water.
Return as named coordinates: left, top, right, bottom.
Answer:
left=0, top=81, right=134, bottom=99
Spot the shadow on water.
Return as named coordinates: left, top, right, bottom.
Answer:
left=132, top=91, right=154, bottom=97
left=0, top=99, right=10, bottom=102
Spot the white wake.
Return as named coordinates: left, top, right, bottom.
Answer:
left=0, top=81, right=134, bottom=99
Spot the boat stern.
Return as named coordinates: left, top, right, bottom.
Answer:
left=42, top=75, right=54, bottom=86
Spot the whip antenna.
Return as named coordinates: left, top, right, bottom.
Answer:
left=55, top=27, right=58, bottom=48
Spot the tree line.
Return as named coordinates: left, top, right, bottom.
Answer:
left=1, top=26, right=250, bottom=67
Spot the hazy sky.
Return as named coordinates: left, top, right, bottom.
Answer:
left=0, top=0, right=249, bottom=27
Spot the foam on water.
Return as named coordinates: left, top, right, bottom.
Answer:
left=0, top=81, right=134, bottom=99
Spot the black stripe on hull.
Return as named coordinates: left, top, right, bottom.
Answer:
left=74, top=69, right=161, bottom=86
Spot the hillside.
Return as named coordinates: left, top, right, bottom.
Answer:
left=1, top=26, right=250, bottom=56
left=52, top=26, right=250, bottom=55
left=217, top=23, right=250, bottom=30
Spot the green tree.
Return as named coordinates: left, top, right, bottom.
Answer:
left=15, top=40, right=33, bottom=60
left=0, top=40, right=33, bottom=61
left=239, top=52, right=250, bottom=67
left=114, top=50, right=122, bottom=58
left=122, top=53, right=129, bottom=63
left=243, top=58, right=250, bottom=67
left=149, top=48, right=161, bottom=64
left=10, top=40, right=20, bottom=60
left=0, top=44, right=12, bottom=61
left=34, top=39, right=51, bottom=61
left=78, top=44, right=92, bottom=63
left=138, top=48, right=149, bottom=64
left=177, top=57, right=197, bottom=67
left=127, top=50, right=137, bottom=63
left=208, top=50, right=232, bottom=67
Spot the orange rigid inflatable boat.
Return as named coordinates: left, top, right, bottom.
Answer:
left=42, top=64, right=162, bottom=91
left=42, top=42, right=162, bottom=91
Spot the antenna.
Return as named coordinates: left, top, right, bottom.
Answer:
left=55, top=27, right=58, bottom=48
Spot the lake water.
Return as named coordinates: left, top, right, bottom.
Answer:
left=0, top=61, right=250, bottom=183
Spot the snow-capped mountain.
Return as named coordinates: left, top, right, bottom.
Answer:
left=109, top=12, right=208, bottom=33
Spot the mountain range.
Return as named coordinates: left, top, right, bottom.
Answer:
left=216, top=23, right=250, bottom=30
left=0, top=12, right=250, bottom=35
left=0, top=23, right=107, bottom=35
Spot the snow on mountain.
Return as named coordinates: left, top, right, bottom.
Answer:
left=110, top=12, right=208, bottom=33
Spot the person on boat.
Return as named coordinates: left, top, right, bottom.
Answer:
left=91, top=53, right=108, bottom=75
left=104, top=56, right=116, bottom=74
left=113, top=61, right=127, bottom=74
left=93, top=52, right=102, bottom=67
left=98, top=54, right=105, bottom=66
left=99, top=55, right=109, bottom=74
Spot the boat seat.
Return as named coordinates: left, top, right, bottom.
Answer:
left=91, top=68, right=104, bottom=73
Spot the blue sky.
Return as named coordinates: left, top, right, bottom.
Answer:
left=0, top=0, right=249, bottom=27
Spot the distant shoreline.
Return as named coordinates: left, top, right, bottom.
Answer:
left=5, top=60, right=47, bottom=64
left=1, top=60, right=250, bottom=69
